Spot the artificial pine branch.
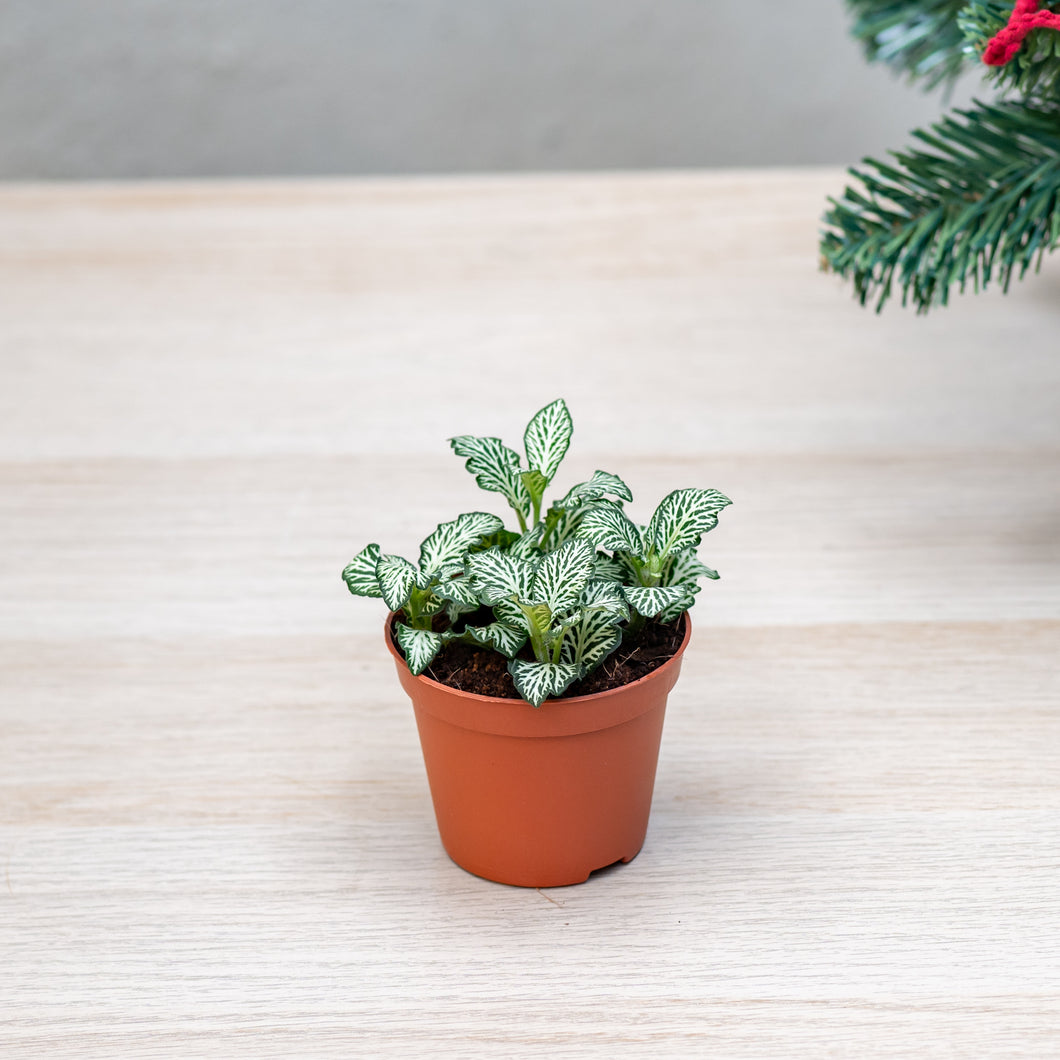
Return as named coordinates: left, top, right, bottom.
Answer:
left=846, top=0, right=974, bottom=87
left=821, top=98, right=1060, bottom=311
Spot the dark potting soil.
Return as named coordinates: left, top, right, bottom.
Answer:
left=393, top=612, right=685, bottom=700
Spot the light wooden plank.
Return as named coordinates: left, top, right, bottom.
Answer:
left=1, top=172, right=1058, bottom=1058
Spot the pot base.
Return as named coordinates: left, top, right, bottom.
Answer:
left=446, top=848, right=642, bottom=889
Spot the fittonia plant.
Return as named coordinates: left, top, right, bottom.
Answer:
left=342, top=399, right=730, bottom=707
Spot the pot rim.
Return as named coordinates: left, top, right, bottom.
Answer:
left=384, top=609, right=691, bottom=708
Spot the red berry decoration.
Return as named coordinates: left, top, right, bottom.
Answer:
left=983, top=0, right=1060, bottom=65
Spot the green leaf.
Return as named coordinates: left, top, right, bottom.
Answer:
left=465, top=549, right=536, bottom=604
left=520, top=469, right=548, bottom=504
left=531, top=537, right=595, bottom=613
left=591, top=554, right=626, bottom=583
left=342, top=543, right=383, bottom=598
left=446, top=602, right=476, bottom=624
left=418, top=512, right=505, bottom=576
left=663, top=549, right=720, bottom=587
left=395, top=623, right=443, bottom=676
left=545, top=473, right=634, bottom=549
left=431, top=574, right=481, bottom=608
left=579, top=503, right=644, bottom=554
left=654, top=549, right=716, bottom=622
left=549, top=612, right=581, bottom=639
left=376, top=554, right=421, bottom=612
left=492, top=598, right=531, bottom=633
left=561, top=608, right=624, bottom=674
left=646, top=489, right=731, bottom=557
left=579, top=579, right=630, bottom=622
left=524, top=601, right=553, bottom=635
left=541, top=504, right=587, bottom=550
left=450, top=435, right=531, bottom=517
left=510, top=522, right=547, bottom=557
left=622, top=584, right=690, bottom=618
left=523, top=398, right=573, bottom=484
left=612, top=550, right=644, bottom=582
left=508, top=659, right=581, bottom=707
left=463, top=622, right=528, bottom=658
left=472, top=528, right=522, bottom=553
left=558, top=470, right=633, bottom=508
left=657, top=593, right=695, bottom=624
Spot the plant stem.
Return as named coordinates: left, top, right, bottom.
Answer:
left=551, top=629, right=565, bottom=665
left=624, top=612, right=646, bottom=641
left=404, top=587, right=434, bottom=630
left=539, top=512, right=556, bottom=550
left=517, top=601, right=551, bottom=663
left=528, top=625, right=549, bottom=664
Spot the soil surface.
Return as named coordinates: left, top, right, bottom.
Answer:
left=393, top=612, right=685, bottom=700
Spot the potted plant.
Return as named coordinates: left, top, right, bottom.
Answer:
left=342, top=399, right=731, bottom=887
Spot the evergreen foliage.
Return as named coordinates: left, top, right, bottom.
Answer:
left=846, top=0, right=973, bottom=86
left=823, top=0, right=1060, bottom=310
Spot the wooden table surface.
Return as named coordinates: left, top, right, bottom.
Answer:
left=2, top=171, right=1058, bottom=1058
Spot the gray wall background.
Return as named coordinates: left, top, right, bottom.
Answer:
left=0, top=0, right=980, bottom=179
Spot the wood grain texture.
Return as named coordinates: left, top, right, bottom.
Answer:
left=1, top=172, right=1058, bottom=1058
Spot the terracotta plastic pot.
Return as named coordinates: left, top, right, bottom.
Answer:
left=385, top=614, right=691, bottom=888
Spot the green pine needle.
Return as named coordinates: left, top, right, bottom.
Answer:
left=821, top=99, right=1060, bottom=312
left=846, top=0, right=973, bottom=88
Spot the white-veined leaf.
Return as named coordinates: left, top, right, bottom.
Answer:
left=395, top=623, right=443, bottom=676
left=545, top=473, right=633, bottom=549
left=656, top=549, right=716, bottom=623
left=510, top=522, right=546, bottom=557
left=342, top=543, right=383, bottom=598
left=558, top=469, right=633, bottom=508
left=508, top=659, right=581, bottom=707
left=622, top=584, right=690, bottom=618
left=579, top=503, right=644, bottom=554
left=431, top=574, right=481, bottom=608
left=663, top=549, right=720, bottom=587
left=541, top=505, right=583, bottom=550
left=465, top=549, right=536, bottom=604
left=450, top=435, right=531, bottom=517
left=548, top=500, right=619, bottom=550
left=431, top=562, right=466, bottom=584
left=646, top=488, right=731, bottom=557
left=523, top=398, right=573, bottom=485
left=657, top=593, right=696, bottom=623
left=561, top=609, right=624, bottom=674
left=376, top=554, right=421, bottom=611
left=579, top=579, right=630, bottom=621
left=445, top=600, right=478, bottom=622
left=611, top=550, right=643, bottom=583
left=419, top=595, right=445, bottom=617
left=592, top=554, right=626, bottom=583
left=531, top=537, right=595, bottom=613
left=463, top=622, right=528, bottom=658
left=472, top=528, right=522, bottom=553
left=549, top=612, right=581, bottom=639
left=492, top=598, right=532, bottom=633
left=418, top=511, right=505, bottom=576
